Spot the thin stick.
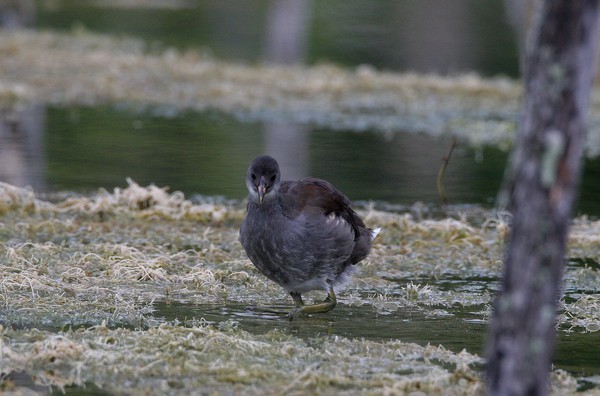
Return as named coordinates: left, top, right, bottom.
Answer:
left=437, top=139, right=457, bottom=205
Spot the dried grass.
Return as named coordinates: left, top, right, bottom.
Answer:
left=0, top=181, right=598, bottom=393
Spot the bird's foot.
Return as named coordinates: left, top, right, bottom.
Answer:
left=288, top=289, right=337, bottom=321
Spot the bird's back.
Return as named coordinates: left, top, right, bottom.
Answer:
left=280, top=178, right=374, bottom=263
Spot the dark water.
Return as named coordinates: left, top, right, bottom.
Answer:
left=2, top=105, right=596, bottom=215
left=41, top=106, right=506, bottom=205
left=35, top=0, right=520, bottom=77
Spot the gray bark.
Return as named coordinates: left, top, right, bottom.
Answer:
left=486, top=1, right=600, bottom=395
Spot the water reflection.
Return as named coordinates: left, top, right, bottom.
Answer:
left=0, top=104, right=47, bottom=191
left=40, top=106, right=507, bottom=206
left=0, top=106, right=600, bottom=216
left=264, top=0, right=312, bottom=65
left=264, top=122, right=309, bottom=181
left=263, top=0, right=311, bottom=180
left=394, top=1, right=480, bottom=74
left=153, top=300, right=488, bottom=352
left=2, top=106, right=600, bottom=215
left=0, top=0, right=35, bottom=28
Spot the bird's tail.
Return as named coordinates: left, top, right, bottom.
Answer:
left=370, top=227, right=381, bottom=239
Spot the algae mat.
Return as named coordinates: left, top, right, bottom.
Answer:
left=0, top=181, right=598, bottom=394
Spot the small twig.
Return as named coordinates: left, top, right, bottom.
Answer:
left=437, top=139, right=457, bottom=205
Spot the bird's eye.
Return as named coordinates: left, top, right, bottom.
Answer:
left=251, top=173, right=256, bottom=180
left=270, top=175, right=276, bottom=182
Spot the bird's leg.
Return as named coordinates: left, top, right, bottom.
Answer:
left=288, top=291, right=305, bottom=320
left=290, top=291, right=304, bottom=307
left=288, top=282, right=337, bottom=320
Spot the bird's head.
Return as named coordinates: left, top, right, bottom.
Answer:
left=246, top=155, right=281, bottom=204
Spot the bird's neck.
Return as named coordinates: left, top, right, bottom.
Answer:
left=247, top=194, right=280, bottom=212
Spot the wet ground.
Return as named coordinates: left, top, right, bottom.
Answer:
left=1, top=181, right=598, bottom=394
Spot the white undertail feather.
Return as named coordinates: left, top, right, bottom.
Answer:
left=371, top=227, right=381, bottom=239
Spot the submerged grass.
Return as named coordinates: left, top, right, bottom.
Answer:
left=0, top=181, right=598, bottom=394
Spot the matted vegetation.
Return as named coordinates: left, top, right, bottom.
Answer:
left=0, top=28, right=574, bottom=153
left=1, top=181, right=598, bottom=394
left=5, top=29, right=600, bottom=155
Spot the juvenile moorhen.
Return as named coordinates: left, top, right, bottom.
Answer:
left=240, top=155, right=379, bottom=318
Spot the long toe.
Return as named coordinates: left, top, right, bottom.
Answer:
left=299, top=298, right=337, bottom=316
left=287, top=297, right=338, bottom=320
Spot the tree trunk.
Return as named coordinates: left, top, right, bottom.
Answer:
left=486, top=1, right=600, bottom=395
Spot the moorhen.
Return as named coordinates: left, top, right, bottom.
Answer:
left=240, top=155, right=379, bottom=318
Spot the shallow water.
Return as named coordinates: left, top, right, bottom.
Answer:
left=149, top=264, right=599, bottom=386
left=154, top=301, right=487, bottom=350
left=153, top=300, right=600, bottom=383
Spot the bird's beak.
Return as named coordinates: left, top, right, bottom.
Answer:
left=258, top=176, right=267, bottom=204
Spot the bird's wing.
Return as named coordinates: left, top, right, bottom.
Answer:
left=280, top=178, right=365, bottom=238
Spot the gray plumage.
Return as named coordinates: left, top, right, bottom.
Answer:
left=239, top=155, right=379, bottom=316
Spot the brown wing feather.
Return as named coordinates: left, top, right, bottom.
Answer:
left=280, top=178, right=365, bottom=239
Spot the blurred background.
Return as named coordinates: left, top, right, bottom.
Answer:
left=2, top=0, right=599, bottom=213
